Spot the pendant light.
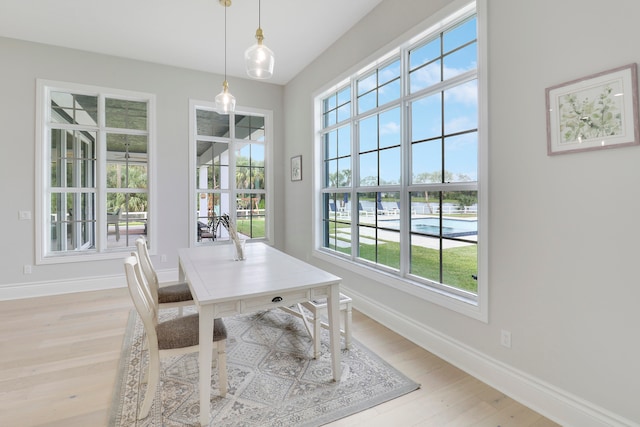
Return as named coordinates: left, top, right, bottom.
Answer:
left=244, top=0, right=275, bottom=79
left=215, top=0, right=236, bottom=114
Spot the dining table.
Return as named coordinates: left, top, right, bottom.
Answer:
left=177, top=242, right=343, bottom=426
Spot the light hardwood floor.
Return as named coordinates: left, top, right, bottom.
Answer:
left=0, top=288, right=560, bottom=427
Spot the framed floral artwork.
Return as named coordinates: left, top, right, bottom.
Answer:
left=546, top=63, right=639, bottom=155
left=291, top=155, right=302, bottom=181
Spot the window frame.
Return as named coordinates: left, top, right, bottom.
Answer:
left=188, top=100, right=274, bottom=247
left=35, top=79, right=156, bottom=264
left=313, top=0, right=488, bottom=321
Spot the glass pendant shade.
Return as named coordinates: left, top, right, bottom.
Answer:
left=215, top=80, right=236, bottom=114
left=245, top=28, right=275, bottom=79
left=215, top=1, right=235, bottom=114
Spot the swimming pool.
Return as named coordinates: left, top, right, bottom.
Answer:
left=381, top=217, right=477, bottom=237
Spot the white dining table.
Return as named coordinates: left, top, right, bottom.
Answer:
left=177, top=242, right=343, bottom=426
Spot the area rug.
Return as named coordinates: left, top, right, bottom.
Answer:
left=109, top=307, right=420, bottom=426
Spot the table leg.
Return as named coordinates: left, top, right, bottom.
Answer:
left=327, top=284, right=342, bottom=381
left=199, top=305, right=214, bottom=426
left=178, top=260, right=185, bottom=282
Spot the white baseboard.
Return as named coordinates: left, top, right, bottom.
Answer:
left=0, top=275, right=126, bottom=300
left=0, top=269, right=178, bottom=300
left=343, top=286, right=637, bottom=427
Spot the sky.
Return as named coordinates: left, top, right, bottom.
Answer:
left=353, top=16, right=478, bottom=185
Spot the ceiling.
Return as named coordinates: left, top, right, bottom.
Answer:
left=0, top=0, right=383, bottom=85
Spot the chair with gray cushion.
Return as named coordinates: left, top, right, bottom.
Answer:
left=136, top=237, right=193, bottom=315
left=124, top=254, right=228, bottom=419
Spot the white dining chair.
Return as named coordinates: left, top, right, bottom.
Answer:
left=281, top=293, right=352, bottom=359
left=124, top=254, right=228, bottom=419
left=135, top=237, right=193, bottom=315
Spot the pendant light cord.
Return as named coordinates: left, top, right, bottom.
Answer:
left=224, top=3, right=228, bottom=81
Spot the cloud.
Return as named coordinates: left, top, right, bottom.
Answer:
left=444, top=79, right=477, bottom=106
left=445, top=117, right=475, bottom=134
left=358, top=75, right=376, bottom=93
left=380, top=120, right=400, bottom=135
left=410, top=64, right=440, bottom=91
left=410, top=63, right=477, bottom=95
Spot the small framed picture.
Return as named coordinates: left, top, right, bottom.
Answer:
left=545, top=63, right=639, bottom=155
left=291, top=155, right=302, bottom=181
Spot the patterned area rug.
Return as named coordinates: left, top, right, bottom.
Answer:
left=110, top=307, right=419, bottom=426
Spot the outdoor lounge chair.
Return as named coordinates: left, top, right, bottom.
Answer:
left=377, top=201, right=391, bottom=215
left=395, top=201, right=417, bottom=215
left=358, top=202, right=374, bottom=217
left=198, top=221, right=214, bottom=241
left=107, top=207, right=121, bottom=241
left=329, top=202, right=349, bottom=219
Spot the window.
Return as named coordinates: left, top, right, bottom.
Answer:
left=316, top=2, right=486, bottom=319
left=189, top=101, right=272, bottom=245
left=36, top=80, right=155, bottom=263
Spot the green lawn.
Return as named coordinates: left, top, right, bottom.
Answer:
left=355, top=240, right=477, bottom=293
left=237, top=217, right=265, bottom=238
left=329, top=222, right=477, bottom=293
left=237, top=217, right=478, bottom=293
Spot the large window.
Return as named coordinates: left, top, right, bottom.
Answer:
left=189, top=101, right=272, bottom=245
left=317, top=2, right=486, bottom=318
left=36, top=80, right=155, bottom=263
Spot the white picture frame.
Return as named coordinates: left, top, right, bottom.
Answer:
left=546, top=63, right=639, bottom=155
left=291, top=155, right=302, bottom=181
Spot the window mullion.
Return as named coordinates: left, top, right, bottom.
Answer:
left=228, top=112, right=237, bottom=226
left=96, top=94, right=107, bottom=251
left=398, top=44, right=412, bottom=277
left=350, top=78, right=358, bottom=261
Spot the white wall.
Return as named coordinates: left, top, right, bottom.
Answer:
left=2, top=0, right=639, bottom=424
left=0, top=37, right=285, bottom=293
left=283, top=0, right=640, bottom=425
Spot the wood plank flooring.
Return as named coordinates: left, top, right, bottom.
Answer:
left=0, top=288, right=560, bottom=427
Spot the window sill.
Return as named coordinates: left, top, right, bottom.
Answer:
left=37, top=249, right=130, bottom=265
left=313, top=248, right=487, bottom=322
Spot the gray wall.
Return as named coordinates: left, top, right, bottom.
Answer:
left=0, top=37, right=285, bottom=288
left=283, top=0, right=639, bottom=424
left=1, top=0, right=639, bottom=424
